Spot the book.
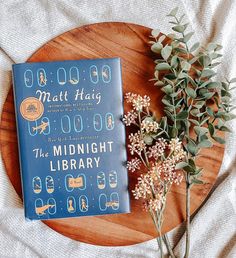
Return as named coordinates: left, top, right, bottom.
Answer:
left=12, top=58, right=130, bottom=220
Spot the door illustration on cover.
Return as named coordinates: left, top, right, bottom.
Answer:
left=38, top=117, right=50, bottom=135
left=61, top=115, right=71, bottom=133
left=79, top=195, right=88, bottom=212
left=74, top=115, right=83, bottom=133
left=65, top=174, right=74, bottom=192
left=105, top=113, right=114, bottom=130
left=69, top=66, right=79, bottom=84
left=45, top=176, right=54, bottom=194
left=28, top=121, right=37, bottom=136
left=65, top=174, right=86, bottom=191
left=97, top=172, right=106, bottom=189
left=110, top=192, right=119, bottom=210
left=57, top=67, right=67, bottom=85
left=32, top=176, right=42, bottom=194
left=99, top=193, right=107, bottom=211
left=93, top=114, right=102, bottom=131
left=28, top=117, right=50, bottom=136
left=76, top=173, right=86, bottom=190
left=47, top=198, right=56, bottom=215
left=67, top=196, right=76, bottom=213
left=89, top=65, right=99, bottom=84
left=24, top=69, right=33, bottom=88
left=37, top=68, right=47, bottom=87
left=109, top=171, right=117, bottom=188
left=102, top=65, right=111, bottom=83
left=35, top=198, right=44, bottom=216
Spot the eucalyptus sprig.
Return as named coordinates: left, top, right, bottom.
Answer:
left=149, top=7, right=236, bottom=258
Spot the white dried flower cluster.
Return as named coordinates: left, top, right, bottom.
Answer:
left=132, top=173, right=153, bottom=200
left=162, top=158, right=184, bottom=185
left=128, top=131, right=146, bottom=155
left=141, top=119, right=159, bottom=133
left=132, top=138, right=186, bottom=211
left=122, top=110, right=138, bottom=126
left=169, top=138, right=183, bottom=153
left=133, top=166, right=166, bottom=211
left=126, top=157, right=141, bottom=172
left=146, top=197, right=162, bottom=211
left=161, top=139, right=186, bottom=184
left=125, top=92, right=150, bottom=111
left=168, top=138, right=186, bottom=163
left=148, top=138, right=167, bottom=160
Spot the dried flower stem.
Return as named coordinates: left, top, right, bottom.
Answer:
left=124, top=93, right=186, bottom=258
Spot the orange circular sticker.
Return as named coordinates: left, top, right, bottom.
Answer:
left=20, top=97, right=44, bottom=121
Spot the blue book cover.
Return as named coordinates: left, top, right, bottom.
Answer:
left=12, top=58, right=130, bottom=220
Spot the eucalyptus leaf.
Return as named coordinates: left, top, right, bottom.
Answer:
left=198, top=140, right=213, bottom=148
left=190, top=42, right=200, bottom=52
left=190, top=109, right=199, bottom=117
left=175, top=47, right=188, bottom=54
left=161, top=84, right=173, bottom=95
left=189, top=119, right=200, bottom=125
left=172, top=25, right=185, bottom=33
left=199, top=55, right=211, bottom=67
left=154, top=81, right=165, bottom=86
left=206, top=107, right=214, bottom=116
left=178, top=72, right=188, bottom=79
left=219, top=126, right=231, bottom=132
left=206, top=82, right=221, bottom=89
left=151, top=29, right=160, bottom=38
left=193, top=101, right=205, bottom=109
left=186, top=140, right=199, bottom=156
left=201, top=69, right=216, bottom=78
left=198, top=80, right=211, bottom=89
left=156, top=63, right=171, bottom=70
left=162, top=98, right=173, bottom=107
left=175, top=162, right=188, bottom=170
left=203, top=92, right=215, bottom=99
left=176, top=111, right=188, bottom=120
left=191, top=178, right=204, bottom=185
left=170, top=126, right=178, bottom=137
left=181, top=61, right=191, bottom=71
left=151, top=42, right=163, bottom=54
left=167, top=7, right=178, bottom=17
left=208, top=123, right=215, bottom=136
left=171, top=55, right=179, bottom=68
left=164, top=109, right=174, bottom=121
left=186, top=87, right=196, bottom=98
left=206, top=43, right=217, bottom=52
left=161, top=45, right=172, bottom=60
left=183, top=165, right=196, bottom=173
left=183, top=32, right=194, bottom=43
left=213, top=136, right=225, bottom=144
left=194, top=126, right=208, bottom=136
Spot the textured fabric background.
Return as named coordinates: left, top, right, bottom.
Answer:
left=0, top=1, right=235, bottom=257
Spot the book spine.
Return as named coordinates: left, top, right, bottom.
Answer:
left=12, top=65, right=29, bottom=219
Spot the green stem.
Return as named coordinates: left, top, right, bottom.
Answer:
left=150, top=209, right=164, bottom=258
left=163, top=234, right=176, bottom=258
left=184, top=174, right=191, bottom=258
left=138, top=111, right=150, bottom=168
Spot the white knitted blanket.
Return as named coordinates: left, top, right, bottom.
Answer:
left=0, top=1, right=235, bottom=257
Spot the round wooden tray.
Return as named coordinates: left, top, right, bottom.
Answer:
left=0, top=22, right=224, bottom=246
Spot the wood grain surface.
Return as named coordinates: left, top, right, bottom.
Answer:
left=0, top=22, right=225, bottom=246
